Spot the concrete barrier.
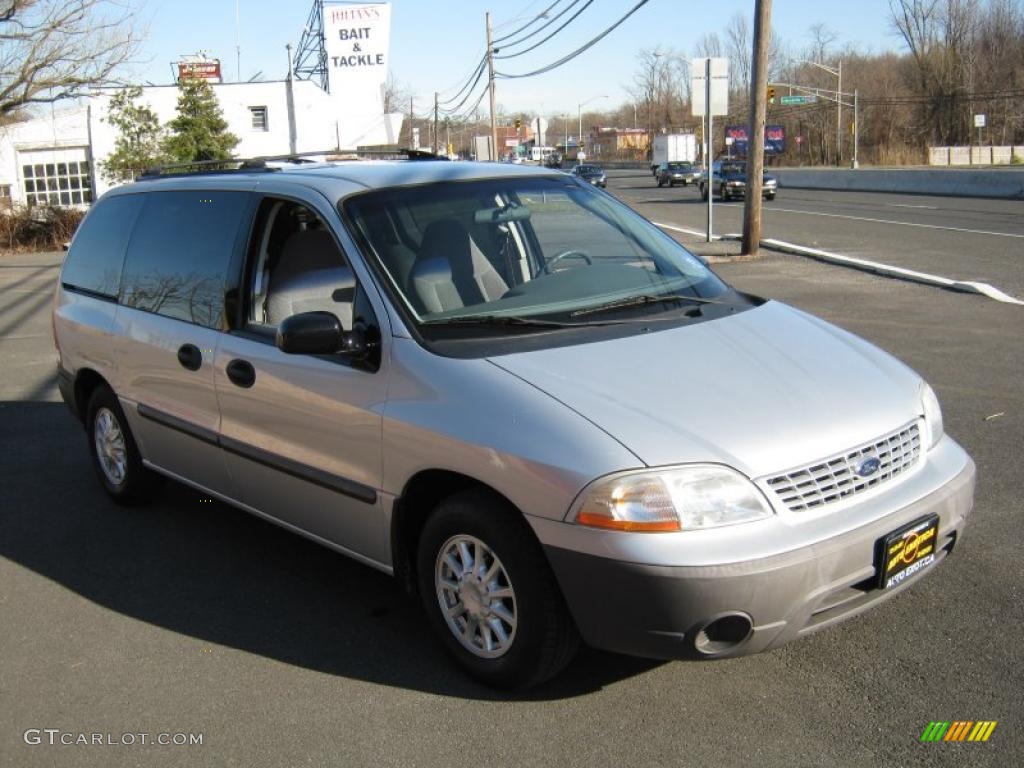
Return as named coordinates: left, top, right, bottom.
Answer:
left=772, top=167, right=1024, bottom=199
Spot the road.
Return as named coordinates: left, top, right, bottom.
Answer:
left=2, top=228, right=1022, bottom=766
left=607, top=169, right=1024, bottom=300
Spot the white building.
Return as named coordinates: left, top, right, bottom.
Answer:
left=0, top=77, right=403, bottom=209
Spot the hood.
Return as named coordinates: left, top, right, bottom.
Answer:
left=488, top=301, right=923, bottom=479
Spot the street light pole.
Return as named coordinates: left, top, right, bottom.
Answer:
left=794, top=58, right=843, bottom=166
left=577, top=95, right=608, bottom=160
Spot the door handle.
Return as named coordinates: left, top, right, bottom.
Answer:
left=177, top=343, right=203, bottom=371
left=225, top=358, right=256, bottom=388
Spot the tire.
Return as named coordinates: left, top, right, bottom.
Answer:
left=86, top=385, right=163, bottom=505
left=416, top=490, right=580, bottom=689
left=766, top=192, right=776, bottom=200
left=657, top=178, right=663, bottom=187
left=700, top=184, right=708, bottom=201
left=720, top=184, right=729, bottom=201
left=669, top=180, right=676, bottom=187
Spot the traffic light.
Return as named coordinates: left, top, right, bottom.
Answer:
left=768, top=86, right=776, bottom=104
left=514, top=117, right=522, bottom=130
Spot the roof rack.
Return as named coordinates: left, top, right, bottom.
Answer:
left=138, top=147, right=449, bottom=179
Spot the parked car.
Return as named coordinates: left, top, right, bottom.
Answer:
left=54, top=158, right=974, bottom=690
left=698, top=160, right=778, bottom=200
left=571, top=163, right=606, bottom=187
left=656, top=161, right=701, bottom=187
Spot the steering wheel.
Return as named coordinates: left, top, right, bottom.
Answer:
left=543, top=250, right=593, bottom=274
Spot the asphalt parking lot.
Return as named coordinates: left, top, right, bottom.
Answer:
left=2, top=218, right=1022, bottom=765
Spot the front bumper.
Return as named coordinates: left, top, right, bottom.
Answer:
left=540, top=453, right=975, bottom=660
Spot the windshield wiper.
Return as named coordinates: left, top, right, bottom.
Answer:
left=570, top=293, right=719, bottom=318
left=423, top=314, right=588, bottom=328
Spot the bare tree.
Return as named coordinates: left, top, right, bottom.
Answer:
left=0, top=0, right=140, bottom=117
left=726, top=13, right=752, bottom=101
left=627, top=48, right=687, bottom=138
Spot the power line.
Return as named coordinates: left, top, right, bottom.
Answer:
left=438, top=56, right=487, bottom=106
left=493, top=0, right=566, bottom=44
left=496, top=0, right=652, bottom=79
left=496, top=0, right=590, bottom=58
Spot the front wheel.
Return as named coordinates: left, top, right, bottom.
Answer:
left=765, top=192, right=776, bottom=200
left=416, top=490, right=580, bottom=689
left=699, top=184, right=708, bottom=200
left=720, top=184, right=729, bottom=201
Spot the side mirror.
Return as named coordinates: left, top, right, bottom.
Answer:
left=275, top=311, right=375, bottom=359
left=276, top=311, right=345, bottom=355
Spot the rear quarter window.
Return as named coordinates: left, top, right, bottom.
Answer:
left=119, top=190, right=250, bottom=328
left=61, top=195, right=145, bottom=298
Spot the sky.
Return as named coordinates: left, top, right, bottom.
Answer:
left=128, top=0, right=909, bottom=118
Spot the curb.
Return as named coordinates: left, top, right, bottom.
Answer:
left=653, top=222, right=1023, bottom=306
left=754, top=237, right=1023, bottom=305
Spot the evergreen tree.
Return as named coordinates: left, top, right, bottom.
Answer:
left=163, top=78, right=239, bottom=164
left=101, top=86, right=166, bottom=183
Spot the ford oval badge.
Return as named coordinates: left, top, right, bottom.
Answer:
left=857, top=457, right=882, bottom=477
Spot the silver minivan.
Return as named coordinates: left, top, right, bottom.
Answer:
left=53, top=160, right=975, bottom=688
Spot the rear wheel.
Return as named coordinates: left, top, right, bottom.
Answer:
left=700, top=184, right=708, bottom=200
left=766, top=192, right=776, bottom=200
left=657, top=178, right=663, bottom=187
left=86, top=385, right=163, bottom=505
left=416, top=490, right=579, bottom=689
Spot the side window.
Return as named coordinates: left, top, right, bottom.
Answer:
left=61, top=195, right=144, bottom=298
left=120, top=191, right=249, bottom=328
left=245, top=198, right=364, bottom=334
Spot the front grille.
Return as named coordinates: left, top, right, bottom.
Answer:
left=765, top=422, right=922, bottom=513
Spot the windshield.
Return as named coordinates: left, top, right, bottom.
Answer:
left=667, top=162, right=691, bottom=170
left=343, top=176, right=730, bottom=329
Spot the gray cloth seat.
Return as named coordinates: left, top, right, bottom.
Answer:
left=266, top=228, right=355, bottom=328
left=362, top=207, right=417, bottom=290
left=409, top=219, right=508, bottom=314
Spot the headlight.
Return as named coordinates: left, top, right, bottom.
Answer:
left=921, top=382, right=944, bottom=449
left=573, top=465, right=773, bottom=532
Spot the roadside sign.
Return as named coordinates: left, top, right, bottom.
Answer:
left=780, top=95, right=816, bottom=105
left=691, top=58, right=729, bottom=116
left=974, top=114, right=986, bottom=128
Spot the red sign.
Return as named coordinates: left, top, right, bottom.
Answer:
left=177, top=60, right=222, bottom=82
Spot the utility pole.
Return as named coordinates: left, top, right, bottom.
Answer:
left=433, top=92, right=439, bottom=155
left=486, top=12, right=498, bottom=162
left=836, top=60, right=842, bottom=166
left=742, top=0, right=771, bottom=257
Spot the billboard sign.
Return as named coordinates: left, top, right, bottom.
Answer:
left=177, top=60, right=222, bottom=83
left=323, top=2, right=395, bottom=147
left=724, top=124, right=786, bottom=155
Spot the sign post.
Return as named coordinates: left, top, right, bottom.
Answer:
left=974, top=113, right=986, bottom=148
left=692, top=57, right=729, bottom=242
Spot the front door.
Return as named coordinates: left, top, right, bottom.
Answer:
left=214, top=194, right=390, bottom=567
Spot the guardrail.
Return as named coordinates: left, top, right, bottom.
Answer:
left=770, top=167, right=1024, bottom=200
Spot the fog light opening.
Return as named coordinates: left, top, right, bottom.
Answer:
left=693, top=613, right=753, bottom=656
